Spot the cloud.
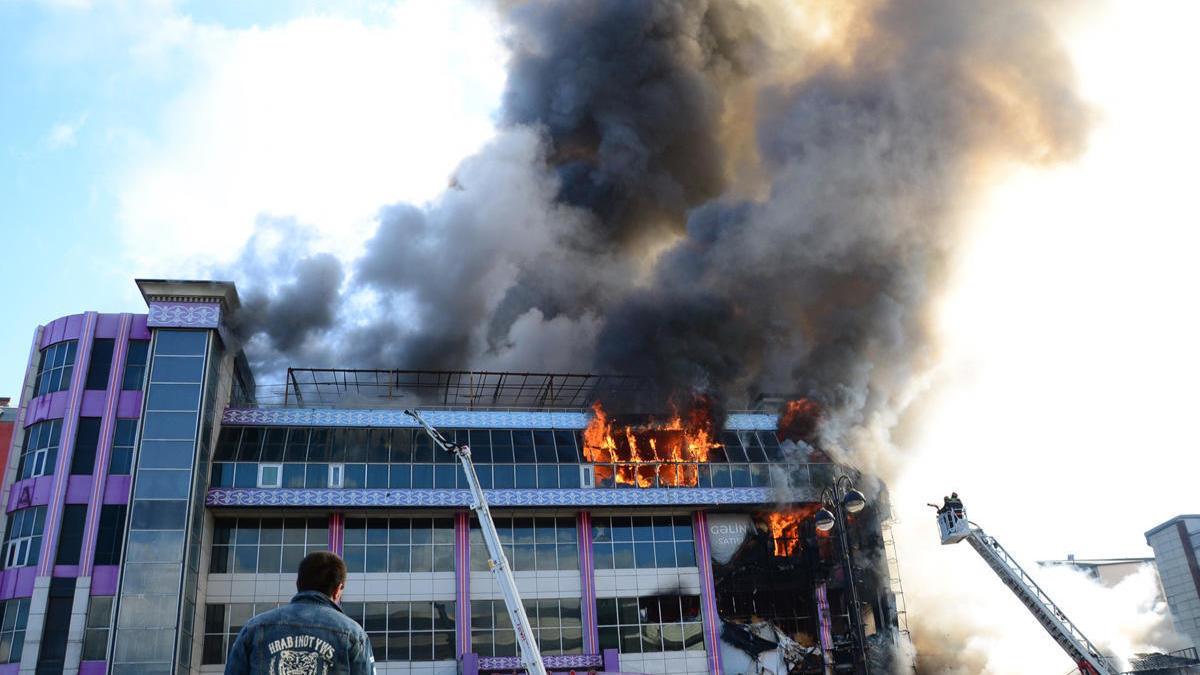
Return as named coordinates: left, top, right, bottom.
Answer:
left=46, top=112, right=88, bottom=149
left=112, top=0, right=506, bottom=274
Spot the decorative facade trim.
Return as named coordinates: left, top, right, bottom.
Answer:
left=147, top=301, right=221, bottom=328
left=206, top=487, right=777, bottom=508
left=221, top=407, right=778, bottom=431
left=479, top=654, right=603, bottom=670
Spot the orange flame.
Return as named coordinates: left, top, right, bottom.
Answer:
left=764, top=505, right=822, bottom=556
left=583, top=398, right=719, bottom=488
left=777, top=399, right=822, bottom=443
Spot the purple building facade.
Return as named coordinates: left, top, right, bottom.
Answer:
left=0, top=280, right=899, bottom=675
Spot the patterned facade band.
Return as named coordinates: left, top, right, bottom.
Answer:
left=479, top=654, right=604, bottom=670
left=206, top=487, right=777, bottom=509
left=146, top=301, right=221, bottom=328
left=222, top=407, right=777, bottom=431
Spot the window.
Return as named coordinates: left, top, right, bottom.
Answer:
left=210, top=517, right=329, bottom=574
left=93, top=505, right=127, bottom=566
left=471, top=598, right=582, bottom=657
left=328, top=463, right=343, bottom=488
left=34, top=341, right=77, bottom=397
left=342, top=601, right=455, bottom=662
left=121, top=340, right=149, bottom=390
left=470, top=517, right=578, bottom=572
left=343, top=517, right=454, bottom=573
left=85, top=339, right=114, bottom=391
left=82, top=596, right=113, bottom=661
left=108, top=420, right=137, bottom=475
left=70, top=418, right=101, bottom=475
left=201, top=602, right=282, bottom=665
left=54, top=505, right=87, bottom=566
left=18, top=419, right=62, bottom=480
left=591, top=516, right=696, bottom=569
left=4, top=507, right=46, bottom=568
left=597, top=595, right=703, bottom=654
left=0, top=599, right=30, bottom=663
left=258, top=464, right=281, bottom=488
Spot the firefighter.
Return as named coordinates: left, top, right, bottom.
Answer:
left=947, top=492, right=964, bottom=518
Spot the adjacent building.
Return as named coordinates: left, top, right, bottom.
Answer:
left=1147, top=516, right=1200, bottom=652
left=0, top=279, right=901, bottom=675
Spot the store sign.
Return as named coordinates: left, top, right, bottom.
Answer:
left=707, top=514, right=753, bottom=565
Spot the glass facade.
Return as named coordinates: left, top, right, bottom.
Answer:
left=112, top=329, right=211, bottom=674
left=341, top=601, right=456, bottom=662
left=18, top=419, right=61, bottom=480
left=596, top=595, right=704, bottom=654
left=0, top=599, right=30, bottom=664
left=469, top=517, right=579, bottom=572
left=209, top=517, right=329, bottom=574
left=343, top=517, right=454, bottom=574
left=471, top=598, right=583, bottom=657
left=3, top=507, right=46, bottom=569
left=591, top=515, right=697, bottom=569
left=34, top=340, right=77, bottom=397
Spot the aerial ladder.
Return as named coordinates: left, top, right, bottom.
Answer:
left=407, top=410, right=549, bottom=675
left=935, top=504, right=1114, bottom=675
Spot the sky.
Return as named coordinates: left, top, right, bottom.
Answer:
left=2, top=1, right=1199, bottom=672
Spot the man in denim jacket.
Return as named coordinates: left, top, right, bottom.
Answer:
left=226, top=551, right=375, bottom=674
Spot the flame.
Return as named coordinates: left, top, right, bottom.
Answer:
left=765, top=505, right=823, bottom=556
left=776, top=398, right=823, bottom=443
left=582, top=398, right=719, bottom=487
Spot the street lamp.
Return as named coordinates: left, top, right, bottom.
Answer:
left=818, top=474, right=870, bottom=674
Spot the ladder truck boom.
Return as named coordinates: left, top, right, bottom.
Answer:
left=407, top=410, right=548, bottom=675
left=936, top=507, right=1113, bottom=675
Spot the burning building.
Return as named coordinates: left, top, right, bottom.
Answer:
left=0, top=279, right=904, bottom=674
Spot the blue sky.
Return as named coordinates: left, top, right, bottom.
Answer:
left=0, top=0, right=505, bottom=397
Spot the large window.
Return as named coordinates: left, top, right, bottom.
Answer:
left=18, top=419, right=61, bottom=480
left=201, top=602, right=282, bottom=665
left=108, top=419, right=137, bottom=475
left=3, top=507, right=46, bottom=568
left=34, top=341, right=77, bottom=397
left=591, top=516, right=696, bottom=569
left=341, top=601, right=455, bottom=662
left=85, top=339, right=114, bottom=391
left=93, top=505, right=127, bottom=566
left=597, top=595, right=703, bottom=654
left=70, top=418, right=101, bottom=475
left=82, top=596, right=113, bottom=661
left=342, top=517, right=454, bottom=573
left=121, top=340, right=149, bottom=391
left=54, top=505, right=87, bottom=565
left=210, top=517, right=329, bottom=574
left=0, top=598, right=30, bottom=663
left=469, top=517, right=578, bottom=572
left=471, top=598, right=582, bottom=657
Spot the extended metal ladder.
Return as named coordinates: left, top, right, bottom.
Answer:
left=954, top=516, right=1114, bottom=675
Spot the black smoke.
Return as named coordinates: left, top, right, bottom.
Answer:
left=230, top=0, right=1090, bottom=435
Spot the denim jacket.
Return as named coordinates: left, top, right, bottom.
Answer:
left=225, top=590, right=375, bottom=675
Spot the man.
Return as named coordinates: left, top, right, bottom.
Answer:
left=225, top=551, right=375, bottom=674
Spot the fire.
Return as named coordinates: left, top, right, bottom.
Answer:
left=765, top=504, right=823, bottom=556
left=582, top=398, right=719, bottom=487
left=776, top=398, right=822, bottom=443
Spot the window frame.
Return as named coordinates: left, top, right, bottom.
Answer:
left=258, top=463, right=282, bottom=489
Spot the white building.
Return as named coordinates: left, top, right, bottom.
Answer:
left=1145, top=516, right=1200, bottom=651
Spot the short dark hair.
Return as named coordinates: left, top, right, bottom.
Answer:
left=297, top=551, right=347, bottom=597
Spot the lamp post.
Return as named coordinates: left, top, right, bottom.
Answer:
left=814, top=474, right=869, bottom=674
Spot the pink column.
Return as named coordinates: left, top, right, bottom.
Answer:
left=692, top=510, right=723, bottom=675
left=455, top=511, right=472, bottom=658
left=577, top=511, right=599, bottom=654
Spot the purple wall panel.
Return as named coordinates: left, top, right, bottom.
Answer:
left=78, top=662, right=107, bottom=675
left=92, top=565, right=120, bottom=594
left=64, top=476, right=93, bottom=503
left=102, top=475, right=131, bottom=503
left=23, top=390, right=70, bottom=426
left=116, top=392, right=142, bottom=418
left=0, top=662, right=18, bottom=674
left=64, top=313, right=84, bottom=339
left=52, top=564, right=80, bottom=577
left=130, top=314, right=150, bottom=339
left=80, top=390, right=108, bottom=417
left=6, top=476, right=53, bottom=512
left=95, top=313, right=123, bottom=338
left=0, top=567, right=36, bottom=600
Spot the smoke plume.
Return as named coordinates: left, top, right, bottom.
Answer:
left=225, top=1, right=1101, bottom=670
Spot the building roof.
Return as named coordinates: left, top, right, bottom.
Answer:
left=1145, top=515, right=1200, bottom=539
left=135, top=278, right=241, bottom=312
